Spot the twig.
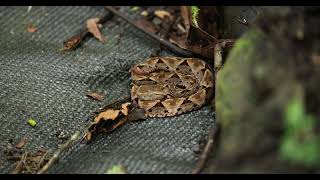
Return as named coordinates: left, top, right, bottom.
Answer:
left=105, top=6, right=194, bottom=57
left=214, top=42, right=223, bottom=72
left=37, top=150, right=49, bottom=169
left=192, top=125, right=218, bottom=174
left=60, top=10, right=114, bottom=51
left=37, top=131, right=80, bottom=174
left=11, top=151, right=27, bottom=174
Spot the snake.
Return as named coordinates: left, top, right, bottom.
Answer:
left=130, top=57, right=215, bottom=117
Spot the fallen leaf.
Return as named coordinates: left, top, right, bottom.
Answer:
left=154, top=10, right=172, bottom=20
left=86, top=92, right=104, bottom=101
left=27, top=23, right=37, bottom=33
left=120, top=102, right=131, bottom=116
left=27, top=119, right=37, bottom=127
left=59, top=34, right=83, bottom=51
left=15, top=138, right=27, bottom=149
left=134, top=19, right=158, bottom=34
left=87, top=18, right=106, bottom=43
left=83, top=102, right=134, bottom=143
left=94, top=109, right=120, bottom=122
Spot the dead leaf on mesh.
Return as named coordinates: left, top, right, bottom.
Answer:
left=27, top=23, right=37, bottom=33
left=94, top=109, right=121, bottom=122
left=134, top=19, right=158, bottom=34
left=154, top=10, right=173, bottom=20
left=59, top=33, right=83, bottom=51
left=120, top=102, right=131, bottom=116
left=86, top=92, right=104, bottom=101
left=87, top=18, right=106, bottom=43
left=14, top=138, right=27, bottom=149
left=82, top=102, right=136, bottom=143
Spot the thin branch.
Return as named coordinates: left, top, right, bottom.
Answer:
left=192, top=125, right=218, bottom=174
left=214, top=42, right=223, bottom=72
left=105, top=6, right=194, bottom=57
left=37, top=131, right=80, bottom=174
left=60, top=10, right=114, bottom=51
left=11, top=151, right=27, bottom=174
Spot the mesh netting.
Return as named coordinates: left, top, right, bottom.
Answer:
left=0, top=6, right=214, bottom=174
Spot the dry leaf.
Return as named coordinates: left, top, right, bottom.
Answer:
left=87, top=18, right=106, bottom=43
left=120, top=102, right=131, bottom=116
left=27, top=23, right=37, bottom=33
left=86, top=92, right=104, bottom=101
left=154, top=10, right=172, bottom=20
left=83, top=102, right=135, bottom=143
left=94, top=109, right=120, bottom=122
left=60, top=34, right=83, bottom=51
left=15, top=138, right=27, bottom=149
left=134, top=19, right=158, bottom=34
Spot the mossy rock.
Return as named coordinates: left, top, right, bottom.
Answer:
left=207, top=7, right=320, bottom=173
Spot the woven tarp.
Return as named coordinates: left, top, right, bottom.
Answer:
left=0, top=6, right=217, bottom=174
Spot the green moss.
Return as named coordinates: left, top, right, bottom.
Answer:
left=217, top=29, right=264, bottom=128
left=280, top=96, right=320, bottom=167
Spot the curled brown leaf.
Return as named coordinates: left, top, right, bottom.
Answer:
left=87, top=18, right=106, bottom=43
left=120, top=102, right=131, bottom=116
left=59, top=34, right=83, bottom=51
left=27, top=23, right=37, bottom=33
left=94, top=109, right=121, bottom=122
left=15, top=138, right=27, bottom=149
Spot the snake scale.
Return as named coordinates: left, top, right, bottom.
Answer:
left=130, top=57, right=215, bottom=117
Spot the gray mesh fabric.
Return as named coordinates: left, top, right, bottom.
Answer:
left=0, top=6, right=214, bottom=174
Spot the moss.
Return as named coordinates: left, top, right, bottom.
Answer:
left=217, top=28, right=264, bottom=128
left=280, top=96, right=320, bottom=167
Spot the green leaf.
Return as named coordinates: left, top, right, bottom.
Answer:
left=280, top=96, right=320, bottom=167
left=191, top=6, right=200, bottom=28
left=27, top=119, right=37, bottom=127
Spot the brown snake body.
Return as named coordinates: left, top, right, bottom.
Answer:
left=130, top=57, right=214, bottom=117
